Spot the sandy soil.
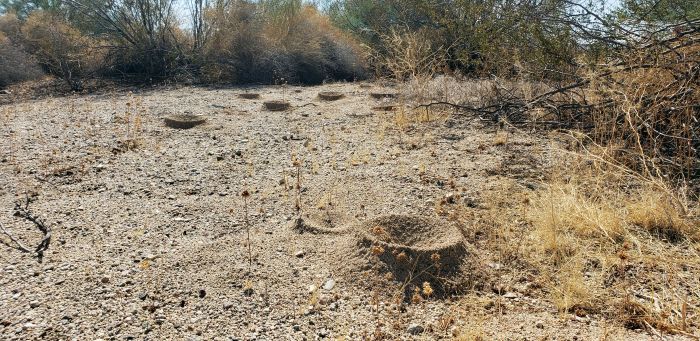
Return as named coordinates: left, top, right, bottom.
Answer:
left=0, top=83, right=682, bottom=340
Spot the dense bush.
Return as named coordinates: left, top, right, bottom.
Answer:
left=329, top=0, right=578, bottom=80
left=20, top=11, right=103, bottom=90
left=0, top=32, right=42, bottom=88
left=200, top=1, right=366, bottom=84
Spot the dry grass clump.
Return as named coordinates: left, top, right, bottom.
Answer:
left=626, top=188, right=697, bottom=242
left=446, top=139, right=698, bottom=334
left=524, top=150, right=699, bottom=332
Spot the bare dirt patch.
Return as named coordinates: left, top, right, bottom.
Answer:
left=0, top=82, right=680, bottom=340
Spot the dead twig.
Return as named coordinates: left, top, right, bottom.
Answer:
left=0, top=196, right=52, bottom=263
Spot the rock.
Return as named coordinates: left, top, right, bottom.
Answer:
left=292, top=325, right=301, bottom=331
left=101, top=276, right=111, bottom=284
left=536, top=321, right=544, bottom=329
left=308, top=285, right=317, bottom=294
left=294, top=250, right=305, bottom=258
left=322, top=279, right=335, bottom=291
left=503, top=292, right=518, bottom=299
left=407, top=324, right=424, bottom=335
left=29, top=300, right=40, bottom=308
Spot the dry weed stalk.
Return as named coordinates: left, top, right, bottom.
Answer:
left=241, top=189, right=252, bottom=272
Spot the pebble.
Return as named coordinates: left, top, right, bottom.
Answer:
left=308, top=285, right=317, bottom=294
left=322, top=279, right=335, bottom=291
left=407, top=323, right=424, bottom=335
left=295, top=250, right=305, bottom=258
left=503, top=292, right=518, bottom=299
left=29, top=300, right=40, bottom=308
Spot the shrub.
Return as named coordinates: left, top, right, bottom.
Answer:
left=21, top=11, right=104, bottom=90
left=200, top=1, right=366, bottom=84
left=0, top=32, right=43, bottom=88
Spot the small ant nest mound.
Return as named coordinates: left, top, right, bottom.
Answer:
left=371, top=104, right=398, bottom=111
left=356, top=215, right=468, bottom=294
left=238, top=93, right=260, bottom=99
left=163, top=114, right=207, bottom=129
left=369, top=92, right=398, bottom=99
left=291, top=217, right=348, bottom=235
left=263, top=100, right=290, bottom=111
left=318, top=91, right=344, bottom=101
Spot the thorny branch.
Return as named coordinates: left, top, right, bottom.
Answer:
left=0, top=196, right=52, bottom=263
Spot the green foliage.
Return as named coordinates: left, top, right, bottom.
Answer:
left=617, top=0, right=700, bottom=23
left=330, top=0, right=578, bottom=80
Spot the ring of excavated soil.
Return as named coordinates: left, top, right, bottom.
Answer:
left=238, top=93, right=261, bottom=99
left=369, top=92, right=398, bottom=99
left=357, top=214, right=467, bottom=272
left=263, top=100, right=291, bottom=111
left=164, top=114, right=207, bottom=129
left=318, top=91, right=344, bottom=101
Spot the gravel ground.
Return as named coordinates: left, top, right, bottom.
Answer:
left=0, top=82, right=676, bottom=340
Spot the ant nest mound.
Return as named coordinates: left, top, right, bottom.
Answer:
left=163, top=114, right=207, bottom=129
left=238, top=93, right=261, bottom=99
left=290, top=217, right=348, bottom=235
left=369, top=92, right=398, bottom=99
left=356, top=215, right=468, bottom=291
left=318, top=91, right=344, bottom=101
left=263, top=100, right=290, bottom=111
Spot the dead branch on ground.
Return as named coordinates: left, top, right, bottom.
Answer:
left=0, top=196, right=52, bottom=263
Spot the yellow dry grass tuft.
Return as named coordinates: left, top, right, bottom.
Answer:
left=626, top=188, right=696, bottom=242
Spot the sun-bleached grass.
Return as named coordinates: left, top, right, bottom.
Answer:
left=523, top=148, right=699, bottom=331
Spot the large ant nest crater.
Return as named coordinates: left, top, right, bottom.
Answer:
left=163, top=114, right=207, bottom=129
left=355, top=214, right=469, bottom=294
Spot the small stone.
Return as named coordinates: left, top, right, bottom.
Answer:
left=29, top=300, right=40, bottom=308
left=224, top=301, right=234, bottom=310
left=199, top=289, right=206, bottom=298
left=295, top=250, right=305, bottom=258
left=407, top=324, right=424, bottom=335
left=503, top=292, right=518, bottom=299
left=292, top=325, right=301, bottom=331
left=536, top=321, right=544, bottom=329
left=101, top=276, right=110, bottom=284
left=322, top=279, right=335, bottom=291
left=308, top=285, right=317, bottom=294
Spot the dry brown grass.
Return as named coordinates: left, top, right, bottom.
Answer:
left=438, top=129, right=698, bottom=335
left=525, top=149, right=699, bottom=331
